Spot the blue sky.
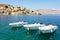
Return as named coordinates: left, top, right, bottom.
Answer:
left=0, top=0, right=60, bottom=10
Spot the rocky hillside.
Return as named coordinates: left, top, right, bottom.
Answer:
left=0, top=4, right=60, bottom=15
left=0, top=4, right=14, bottom=15
left=0, top=4, right=41, bottom=15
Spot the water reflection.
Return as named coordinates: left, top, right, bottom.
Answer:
left=24, top=30, right=56, bottom=40
left=25, top=30, right=38, bottom=35
left=24, top=30, right=40, bottom=40
left=38, top=33, right=55, bottom=40
left=10, top=27, right=21, bottom=32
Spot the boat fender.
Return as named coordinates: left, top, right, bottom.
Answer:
left=51, top=30, right=52, bottom=32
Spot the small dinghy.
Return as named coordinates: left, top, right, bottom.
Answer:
left=39, top=24, right=58, bottom=33
left=9, top=21, right=28, bottom=27
left=23, top=23, right=45, bottom=30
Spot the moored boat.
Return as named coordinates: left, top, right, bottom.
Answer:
left=23, top=23, right=45, bottom=30
left=39, top=24, right=58, bottom=33
left=9, top=21, right=28, bottom=27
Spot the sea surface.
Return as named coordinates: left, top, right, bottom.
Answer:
left=0, top=14, right=60, bottom=40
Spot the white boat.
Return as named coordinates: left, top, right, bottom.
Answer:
left=23, top=23, right=45, bottom=30
left=39, top=24, right=58, bottom=33
left=9, top=21, right=28, bottom=27
left=24, top=23, right=58, bottom=33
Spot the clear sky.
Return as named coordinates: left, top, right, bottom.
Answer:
left=0, top=0, right=60, bottom=10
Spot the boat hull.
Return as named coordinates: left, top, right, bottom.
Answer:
left=9, top=21, right=28, bottom=27
left=25, top=26, right=39, bottom=30
left=9, top=24, right=23, bottom=27
left=39, top=26, right=58, bottom=33
left=24, top=23, right=40, bottom=30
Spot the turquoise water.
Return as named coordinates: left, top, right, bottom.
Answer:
left=0, top=14, right=60, bottom=40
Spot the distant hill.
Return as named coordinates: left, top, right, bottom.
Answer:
left=35, top=9, right=60, bottom=14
